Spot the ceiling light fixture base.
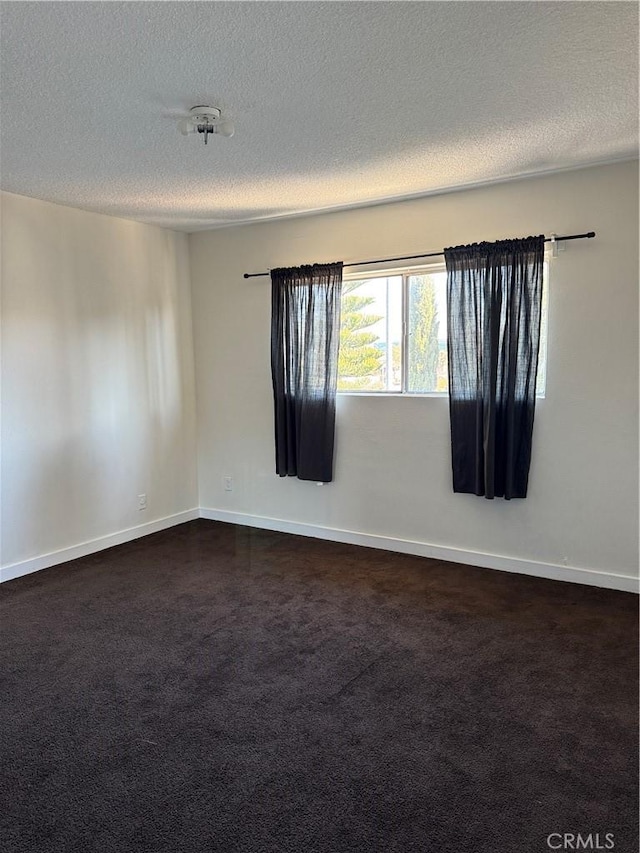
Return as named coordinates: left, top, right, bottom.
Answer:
left=179, top=105, right=234, bottom=143
left=189, top=106, right=221, bottom=123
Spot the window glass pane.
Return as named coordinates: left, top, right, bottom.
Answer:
left=536, top=263, right=549, bottom=395
left=407, top=271, right=448, bottom=393
left=338, top=276, right=402, bottom=392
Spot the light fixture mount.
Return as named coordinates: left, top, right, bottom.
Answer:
left=189, top=106, right=221, bottom=124
left=179, top=105, right=234, bottom=144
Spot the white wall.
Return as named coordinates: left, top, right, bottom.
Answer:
left=190, top=161, right=639, bottom=588
left=1, top=192, right=198, bottom=574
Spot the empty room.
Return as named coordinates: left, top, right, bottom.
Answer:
left=1, top=2, right=638, bottom=852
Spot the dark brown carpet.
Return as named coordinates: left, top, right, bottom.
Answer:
left=0, top=519, right=637, bottom=853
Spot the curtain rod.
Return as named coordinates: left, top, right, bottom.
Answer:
left=242, top=231, right=596, bottom=279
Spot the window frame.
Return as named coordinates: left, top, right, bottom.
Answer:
left=337, top=262, right=449, bottom=397
left=337, top=259, right=549, bottom=398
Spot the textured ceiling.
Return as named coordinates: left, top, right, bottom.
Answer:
left=1, top=1, right=637, bottom=231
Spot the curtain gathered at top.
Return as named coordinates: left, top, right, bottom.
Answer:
left=444, top=236, right=545, bottom=499
left=270, top=262, right=343, bottom=483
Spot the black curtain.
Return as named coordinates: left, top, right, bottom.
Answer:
left=444, top=236, right=544, bottom=499
left=270, top=262, right=343, bottom=482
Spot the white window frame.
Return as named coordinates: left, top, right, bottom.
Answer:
left=337, top=259, right=549, bottom=398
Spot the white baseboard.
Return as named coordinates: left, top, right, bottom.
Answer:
left=3, top=506, right=636, bottom=593
left=0, top=509, right=200, bottom=584
left=200, top=508, right=639, bottom=594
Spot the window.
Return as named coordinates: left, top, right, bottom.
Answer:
left=337, top=264, right=548, bottom=395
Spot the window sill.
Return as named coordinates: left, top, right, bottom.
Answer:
left=338, top=391, right=547, bottom=400
left=337, top=392, right=448, bottom=398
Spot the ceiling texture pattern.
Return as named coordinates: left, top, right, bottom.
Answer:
left=1, top=1, right=637, bottom=231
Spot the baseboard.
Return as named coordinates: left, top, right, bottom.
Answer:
left=0, top=509, right=200, bottom=584
left=199, top=508, right=639, bottom=594
left=3, top=506, right=636, bottom=593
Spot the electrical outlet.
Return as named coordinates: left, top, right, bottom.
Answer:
left=138, top=494, right=147, bottom=510
left=223, top=476, right=233, bottom=492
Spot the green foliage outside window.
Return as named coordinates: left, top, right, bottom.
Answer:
left=337, top=281, right=383, bottom=390
left=408, top=275, right=439, bottom=392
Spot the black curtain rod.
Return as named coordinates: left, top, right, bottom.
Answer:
left=242, top=231, right=596, bottom=279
